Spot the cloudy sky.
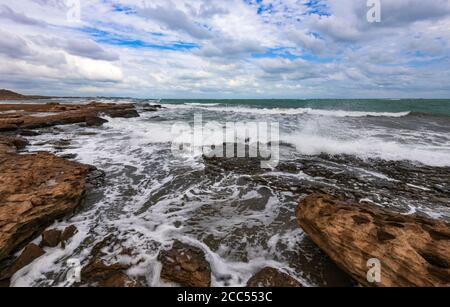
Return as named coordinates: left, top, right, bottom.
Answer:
left=0, top=0, right=449, bottom=98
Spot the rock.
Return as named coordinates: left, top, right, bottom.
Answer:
left=61, top=225, right=78, bottom=248
left=0, top=135, right=29, bottom=151
left=296, top=194, right=450, bottom=287
left=158, top=240, right=211, bottom=287
left=0, top=243, right=45, bottom=286
left=0, top=102, right=139, bottom=131
left=85, top=116, right=108, bottom=127
left=81, top=261, right=140, bottom=287
left=106, top=109, right=140, bottom=118
left=0, top=151, right=91, bottom=262
left=41, top=229, right=62, bottom=248
left=247, top=267, right=303, bottom=287
left=19, top=130, right=40, bottom=137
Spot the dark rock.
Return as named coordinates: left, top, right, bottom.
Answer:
left=0, top=135, right=29, bottom=150
left=106, top=109, right=140, bottom=118
left=158, top=240, right=211, bottom=287
left=41, top=229, right=62, bottom=248
left=85, top=116, right=108, bottom=127
left=81, top=261, right=140, bottom=287
left=247, top=267, right=303, bottom=287
left=61, top=225, right=78, bottom=248
left=0, top=243, right=45, bottom=286
left=296, top=194, right=450, bottom=287
left=19, top=130, right=40, bottom=137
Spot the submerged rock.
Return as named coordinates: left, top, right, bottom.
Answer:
left=296, top=194, right=450, bottom=287
left=158, top=240, right=211, bottom=287
left=247, top=267, right=303, bottom=287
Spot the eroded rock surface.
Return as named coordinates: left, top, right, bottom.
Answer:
left=0, top=151, right=92, bottom=262
left=0, top=102, right=139, bottom=131
left=158, top=240, right=211, bottom=287
left=296, top=194, right=450, bottom=287
left=247, top=267, right=303, bottom=287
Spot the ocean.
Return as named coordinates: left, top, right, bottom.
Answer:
left=8, top=98, right=450, bottom=287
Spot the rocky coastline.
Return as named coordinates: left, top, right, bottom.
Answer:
left=0, top=92, right=449, bottom=287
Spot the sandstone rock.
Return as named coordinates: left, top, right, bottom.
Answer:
left=81, top=261, right=140, bottom=287
left=61, top=225, right=78, bottom=248
left=0, top=135, right=29, bottom=151
left=0, top=103, right=139, bottom=131
left=61, top=225, right=78, bottom=243
left=158, top=240, right=211, bottom=287
left=0, top=151, right=91, bottom=262
left=296, top=194, right=450, bottom=287
left=0, top=243, right=45, bottom=286
left=41, top=229, right=62, bottom=248
left=247, top=267, right=303, bottom=287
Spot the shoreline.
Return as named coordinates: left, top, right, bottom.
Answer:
left=0, top=98, right=449, bottom=287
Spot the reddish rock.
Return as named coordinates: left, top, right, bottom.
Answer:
left=158, top=240, right=211, bottom=287
left=81, top=261, right=140, bottom=287
left=61, top=225, right=78, bottom=243
left=247, top=267, right=303, bottom=287
left=0, top=243, right=45, bottom=286
left=0, top=151, right=91, bottom=262
left=296, top=194, right=450, bottom=287
left=0, top=102, right=139, bottom=131
left=41, top=229, right=62, bottom=248
left=0, top=135, right=29, bottom=153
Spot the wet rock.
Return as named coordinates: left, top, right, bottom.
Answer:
left=19, top=130, right=40, bottom=137
left=59, top=153, right=77, bottom=160
left=106, top=109, right=139, bottom=118
left=41, top=229, right=62, bottom=248
left=158, top=240, right=211, bottom=287
left=0, top=102, right=140, bottom=131
left=85, top=116, right=108, bottom=127
left=0, top=243, right=45, bottom=286
left=296, top=194, right=450, bottom=287
left=0, top=151, right=91, bottom=262
left=0, top=135, right=29, bottom=151
left=81, top=260, right=140, bottom=287
left=247, top=267, right=303, bottom=287
left=61, top=225, right=78, bottom=248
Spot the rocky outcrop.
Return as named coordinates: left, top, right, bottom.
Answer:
left=296, top=194, right=450, bottom=287
left=247, top=267, right=303, bottom=287
left=158, top=240, right=211, bottom=287
left=0, top=102, right=138, bottom=131
left=0, top=151, right=92, bottom=262
left=0, top=89, right=49, bottom=100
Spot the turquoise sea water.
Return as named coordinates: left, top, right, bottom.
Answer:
left=161, top=99, right=450, bottom=116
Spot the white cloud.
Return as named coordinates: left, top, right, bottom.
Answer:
left=0, top=0, right=449, bottom=98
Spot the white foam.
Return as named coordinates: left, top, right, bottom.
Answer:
left=161, top=104, right=411, bottom=118
left=283, top=132, right=450, bottom=167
